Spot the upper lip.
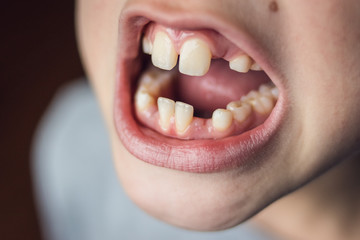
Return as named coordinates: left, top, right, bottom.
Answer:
left=114, top=1, right=287, bottom=173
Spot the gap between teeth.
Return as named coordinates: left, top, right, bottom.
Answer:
left=144, top=30, right=263, bottom=77
left=135, top=71, right=278, bottom=135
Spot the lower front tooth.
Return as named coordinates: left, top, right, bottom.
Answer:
left=175, top=101, right=194, bottom=133
left=212, top=109, right=233, bottom=131
left=226, top=101, right=252, bottom=122
left=135, top=90, right=155, bottom=112
left=158, top=97, right=175, bottom=131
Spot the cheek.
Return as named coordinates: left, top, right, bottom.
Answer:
left=77, top=0, right=126, bottom=125
left=278, top=1, right=360, bottom=175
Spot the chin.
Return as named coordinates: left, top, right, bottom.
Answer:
left=111, top=136, right=285, bottom=231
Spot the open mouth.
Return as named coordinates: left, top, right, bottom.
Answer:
left=136, top=22, right=278, bottom=140
left=114, top=5, right=287, bottom=173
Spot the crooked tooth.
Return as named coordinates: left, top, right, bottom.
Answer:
left=179, top=38, right=211, bottom=76
left=158, top=97, right=175, bottom=131
left=175, top=101, right=194, bottom=133
left=226, top=101, right=252, bottom=122
left=142, top=36, right=153, bottom=55
left=212, top=109, right=233, bottom=131
left=135, top=90, right=155, bottom=112
left=250, top=62, right=262, bottom=71
left=152, top=31, right=178, bottom=70
left=229, top=55, right=252, bottom=73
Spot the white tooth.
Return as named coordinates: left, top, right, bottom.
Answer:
left=271, top=87, right=279, bottom=100
left=138, top=71, right=173, bottom=97
left=138, top=74, right=161, bottom=97
left=249, top=98, right=266, bottom=114
left=142, top=36, right=153, bottom=55
left=135, top=90, right=155, bottom=111
left=212, top=109, right=233, bottom=131
left=179, top=38, right=211, bottom=76
left=259, top=84, right=273, bottom=98
left=259, top=84, right=271, bottom=93
left=175, top=101, right=194, bottom=133
left=259, top=96, right=275, bottom=114
left=229, top=55, right=252, bottom=73
left=250, top=62, right=262, bottom=71
left=152, top=31, right=178, bottom=70
left=158, top=97, right=175, bottom=131
left=226, top=101, right=252, bottom=122
left=242, top=90, right=260, bottom=102
left=226, top=101, right=241, bottom=111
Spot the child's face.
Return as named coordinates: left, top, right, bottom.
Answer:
left=76, top=0, right=360, bottom=230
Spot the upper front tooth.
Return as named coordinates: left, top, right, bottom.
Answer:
left=142, top=36, right=153, bottom=55
left=250, top=62, right=262, bottom=71
left=175, top=101, right=194, bottom=134
left=158, top=97, right=175, bottom=131
left=229, top=55, right=252, bottom=73
left=151, top=31, right=178, bottom=71
left=226, top=101, right=252, bottom=122
left=179, top=38, right=212, bottom=76
left=212, top=109, right=233, bottom=131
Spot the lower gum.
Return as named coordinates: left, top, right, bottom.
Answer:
left=134, top=63, right=277, bottom=140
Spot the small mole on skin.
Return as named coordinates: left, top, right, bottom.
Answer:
left=269, top=1, right=278, bottom=12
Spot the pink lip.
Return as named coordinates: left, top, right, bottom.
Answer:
left=114, top=2, right=287, bottom=173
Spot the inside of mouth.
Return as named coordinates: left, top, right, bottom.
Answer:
left=174, top=58, right=272, bottom=118
left=132, top=26, right=278, bottom=140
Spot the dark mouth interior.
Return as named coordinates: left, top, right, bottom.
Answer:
left=136, top=53, right=273, bottom=119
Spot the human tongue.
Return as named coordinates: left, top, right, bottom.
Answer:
left=175, top=59, right=271, bottom=113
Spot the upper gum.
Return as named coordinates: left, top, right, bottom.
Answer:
left=143, top=22, right=249, bottom=61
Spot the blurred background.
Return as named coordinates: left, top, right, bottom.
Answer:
left=1, top=1, right=84, bottom=239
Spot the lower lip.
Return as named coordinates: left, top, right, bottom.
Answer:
left=114, top=11, right=286, bottom=173
left=114, top=59, right=286, bottom=173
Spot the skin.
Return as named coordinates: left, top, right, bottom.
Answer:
left=76, top=0, right=360, bottom=238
